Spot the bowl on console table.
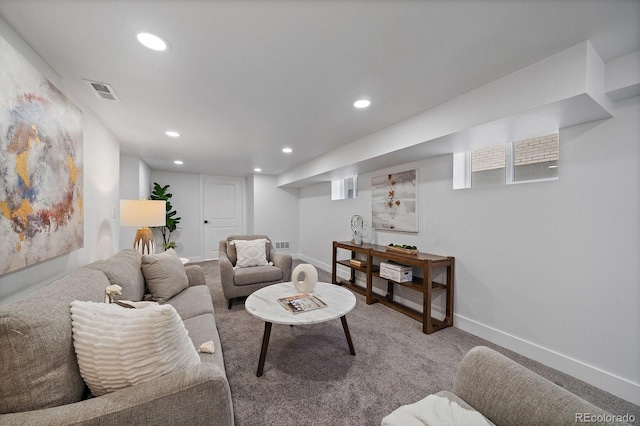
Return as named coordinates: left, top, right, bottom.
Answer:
left=385, top=245, right=419, bottom=255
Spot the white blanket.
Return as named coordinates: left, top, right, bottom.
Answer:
left=381, top=394, right=491, bottom=426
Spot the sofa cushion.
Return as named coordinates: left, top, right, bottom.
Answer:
left=234, top=265, right=283, bottom=286
left=183, top=313, right=227, bottom=375
left=0, top=269, right=109, bottom=414
left=84, top=249, right=145, bottom=301
left=70, top=300, right=201, bottom=397
left=141, top=249, right=189, bottom=303
left=231, top=238, right=270, bottom=267
left=168, top=285, right=215, bottom=320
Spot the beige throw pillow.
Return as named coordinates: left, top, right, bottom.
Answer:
left=70, top=301, right=200, bottom=397
left=231, top=238, right=271, bottom=268
left=141, top=248, right=189, bottom=303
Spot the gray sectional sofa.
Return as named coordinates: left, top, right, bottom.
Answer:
left=0, top=249, right=233, bottom=425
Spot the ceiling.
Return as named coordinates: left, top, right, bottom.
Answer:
left=0, top=0, right=638, bottom=182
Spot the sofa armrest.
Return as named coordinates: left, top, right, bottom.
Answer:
left=185, top=264, right=206, bottom=287
left=271, top=252, right=292, bottom=282
left=454, top=346, right=625, bottom=426
left=0, top=363, right=233, bottom=426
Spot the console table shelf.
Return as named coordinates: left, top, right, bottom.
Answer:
left=332, top=240, right=455, bottom=334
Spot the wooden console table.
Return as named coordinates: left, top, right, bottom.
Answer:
left=332, top=240, right=454, bottom=334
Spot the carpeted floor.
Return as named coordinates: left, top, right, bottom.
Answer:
left=194, top=260, right=639, bottom=425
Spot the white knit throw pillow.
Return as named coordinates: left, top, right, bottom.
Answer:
left=70, top=301, right=200, bottom=396
left=231, top=238, right=270, bottom=268
left=381, top=394, right=491, bottom=426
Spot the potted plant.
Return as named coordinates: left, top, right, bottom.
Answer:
left=150, top=182, right=181, bottom=250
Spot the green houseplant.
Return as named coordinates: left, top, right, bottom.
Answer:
left=150, top=182, right=181, bottom=250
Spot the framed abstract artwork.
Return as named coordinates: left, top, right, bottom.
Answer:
left=0, top=35, right=83, bottom=275
left=372, top=169, right=418, bottom=232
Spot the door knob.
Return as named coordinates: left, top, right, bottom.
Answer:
left=204, top=220, right=209, bottom=224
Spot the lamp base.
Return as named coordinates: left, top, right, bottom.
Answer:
left=133, top=227, right=155, bottom=255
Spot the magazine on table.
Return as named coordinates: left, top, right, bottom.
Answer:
left=278, top=293, right=327, bottom=314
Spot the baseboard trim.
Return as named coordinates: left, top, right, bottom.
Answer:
left=296, top=254, right=331, bottom=273
left=296, top=255, right=640, bottom=405
left=454, top=313, right=640, bottom=406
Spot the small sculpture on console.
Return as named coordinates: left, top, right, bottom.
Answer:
left=351, top=214, right=370, bottom=245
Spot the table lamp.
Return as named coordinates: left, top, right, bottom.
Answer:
left=120, top=199, right=166, bottom=254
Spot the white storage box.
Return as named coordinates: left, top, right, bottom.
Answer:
left=379, top=262, right=413, bottom=282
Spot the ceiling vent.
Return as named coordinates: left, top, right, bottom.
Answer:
left=83, top=79, right=121, bottom=102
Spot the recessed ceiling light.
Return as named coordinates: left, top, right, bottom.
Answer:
left=254, top=168, right=262, bottom=172
left=354, top=99, right=371, bottom=108
left=282, top=148, right=293, bottom=154
left=174, top=160, right=183, bottom=165
left=165, top=131, right=180, bottom=137
left=137, top=32, right=169, bottom=51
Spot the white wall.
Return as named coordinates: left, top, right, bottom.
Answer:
left=150, top=171, right=202, bottom=259
left=246, top=174, right=255, bottom=235
left=0, top=18, right=120, bottom=304
left=252, top=174, right=300, bottom=254
left=145, top=172, right=301, bottom=260
left=298, top=98, right=640, bottom=404
left=118, top=155, right=151, bottom=250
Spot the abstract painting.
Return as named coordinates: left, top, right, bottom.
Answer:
left=0, top=35, right=83, bottom=275
left=372, top=169, right=418, bottom=232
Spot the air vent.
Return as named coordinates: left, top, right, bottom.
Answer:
left=83, top=79, right=121, bottom=102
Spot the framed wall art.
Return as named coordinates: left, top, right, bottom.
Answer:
left=371, top=169, right=418, bottom=232
left=0, top=35, right=83, bottom=275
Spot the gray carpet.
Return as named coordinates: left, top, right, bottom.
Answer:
left=195, top=260, right=639, bottom=425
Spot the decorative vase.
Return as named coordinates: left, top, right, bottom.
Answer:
left=292, top=263, right=318, bottom=293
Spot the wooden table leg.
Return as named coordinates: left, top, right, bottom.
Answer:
left=340, top=316, right=356, bottom=355
left=257, top=322, right=272, bottom=377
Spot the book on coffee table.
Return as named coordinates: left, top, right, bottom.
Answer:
left=278, top=293, right=327, bottom=314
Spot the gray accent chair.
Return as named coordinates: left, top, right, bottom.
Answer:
left=219, top=235, right=292, bottom=308
left=383, top=346, right=630, bottom=426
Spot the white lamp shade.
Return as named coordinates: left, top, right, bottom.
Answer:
left=120, top=200, right=166, bottom=227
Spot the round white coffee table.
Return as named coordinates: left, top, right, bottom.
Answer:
left=245, top=282, right=356, bottom=377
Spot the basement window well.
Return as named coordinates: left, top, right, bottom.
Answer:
left=453, top=133, right=559, bottom=189
left=511, top=133, right=559, bottom=183
left=331, top=176, right=358, bottom=200
left=472, top=144, right=506, bottom=187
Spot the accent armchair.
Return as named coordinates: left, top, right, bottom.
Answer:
left=219, top=235, right=292, bottom=308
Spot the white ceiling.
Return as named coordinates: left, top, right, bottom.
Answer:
left=0, top=0, right=638, bottom=181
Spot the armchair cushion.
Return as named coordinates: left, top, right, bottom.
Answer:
left=231, top=238, right=271, bottom=268
left=234, top=265, right=283, bottom=286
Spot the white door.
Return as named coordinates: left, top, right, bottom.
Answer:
left=202, top=176, right=245, bottom=260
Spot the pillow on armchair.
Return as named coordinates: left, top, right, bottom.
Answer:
left=231, top=238, right=272, bottom=268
